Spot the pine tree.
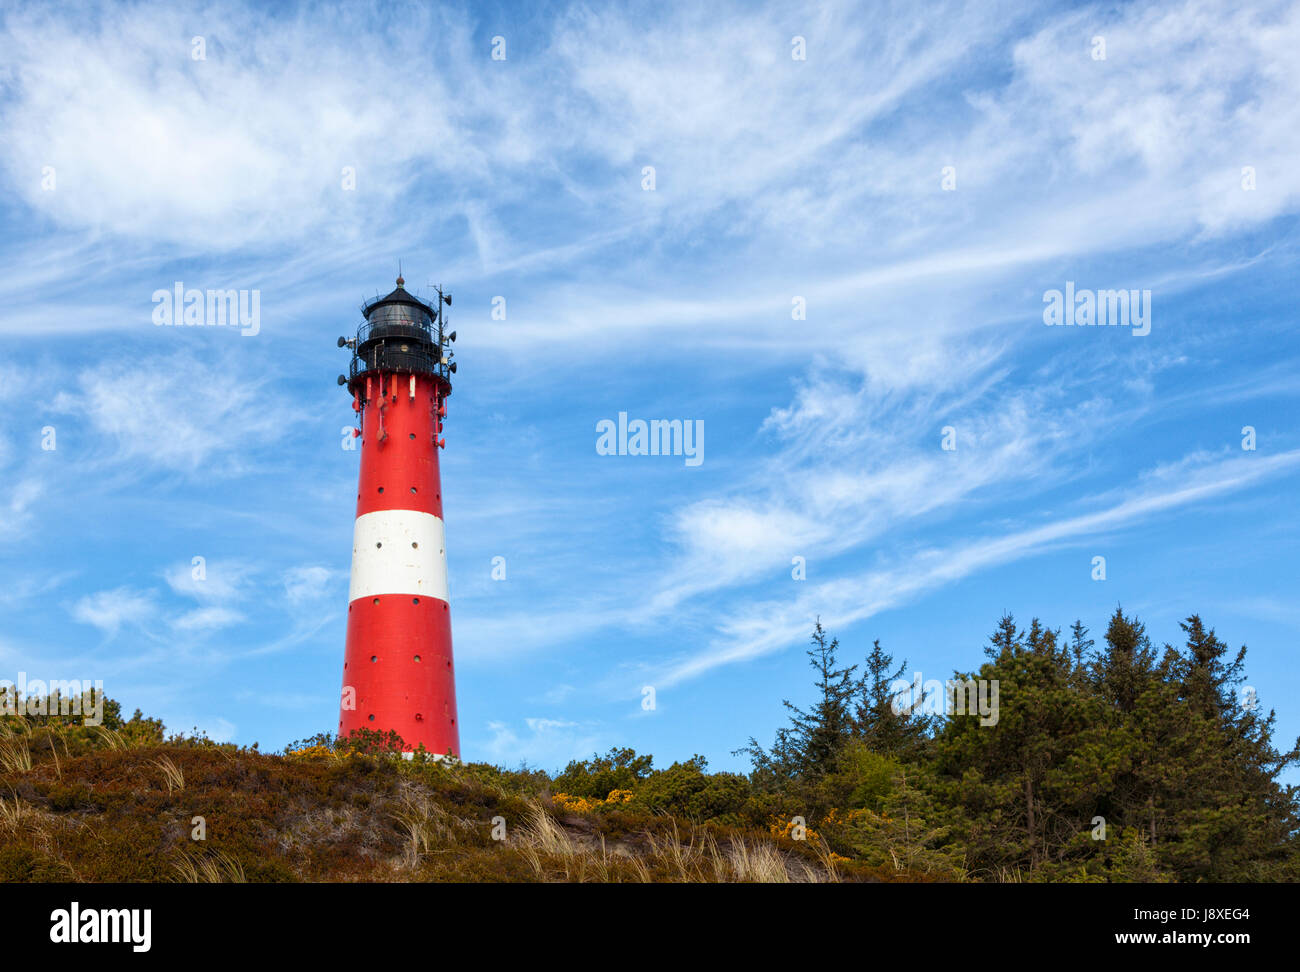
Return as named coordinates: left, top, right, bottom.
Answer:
left=854, top=637, right=932, bottom=758
left=737, top=620, right=857, bottom=781
left=1093, top=607, right=1157, bottom=713
left=1066, top=620, right=1095, bottom=691
left=934, top=615, right=1110, bottom=870
left=740, top=610, right=1300, bottom=880
left=1156, top=616, right=1300, bottom=880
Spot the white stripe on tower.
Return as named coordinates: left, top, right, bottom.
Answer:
left=349, top=508, right=449, bottom=602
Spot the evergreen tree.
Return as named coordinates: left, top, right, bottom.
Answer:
left=933, top=615, right=1111, bottom=870
left=1156, top=616, right=1300, bottom=880
left=1092, top=607, right=1158, bottom=714
left=739, top=610, right=1300, bottom=881
left=854, top=637, right=932, bottom=758
left=738, top=620, right=857, bottom=781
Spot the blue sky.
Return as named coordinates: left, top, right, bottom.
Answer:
left=1, top=0, right=1297, bottom=775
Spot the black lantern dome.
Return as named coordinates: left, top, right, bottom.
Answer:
left=338, top=276, right=455, bottom=396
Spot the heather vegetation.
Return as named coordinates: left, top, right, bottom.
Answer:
left=0, top=609, right=1295, bottom=882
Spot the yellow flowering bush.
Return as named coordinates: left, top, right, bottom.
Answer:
left=286, top=744, right=338, bottom=759
left=552, top=789, right=635, bottom=813
left=768, top=814, right=822, bottom=844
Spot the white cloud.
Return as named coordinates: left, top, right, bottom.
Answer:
left=0, top=478, right=43, bottom=539
left=71, top=587, right=156, bottom=635
left=172, top=606, right=244, bottom=633
left=479, top=717, right=602, bottom=769
left=0, top=0, right=1296, bottom=750
left=0, top=0, right=1296, bottom=355
left=282, top=566, right=341, bottom=605
left=165, top=560, right=254, bottom=602
left=649, top=448, right=1300, bottom=686
left=53, top=353, right=298, bottom=475
left=0, top=570, right=77, bottom=608
left=0, top=4, right=509, bottom=248
left=645, top=358, right=1102, bottom=614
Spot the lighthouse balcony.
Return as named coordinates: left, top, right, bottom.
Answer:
left=347, top=343, right=453, bottom=388
left=355, top=316, right=434, bottom=350
left=349, top=344, right=441, bottom=378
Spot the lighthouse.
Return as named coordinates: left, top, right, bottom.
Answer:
left=336, top=275, right=460, bottom=757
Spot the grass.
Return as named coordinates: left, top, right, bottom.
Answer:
left=0, top=731, right=878, bottom=883
left=510, top=803, right=832, bottom=883
left=151, top=756, right=184, bottom=793
left=0, top=711, right=951, bottom=883
left=172, top=849, right=247, bottom=883
left=0, top=737, right=32, bottom=775
left=0, top=795, right=29, bottom=831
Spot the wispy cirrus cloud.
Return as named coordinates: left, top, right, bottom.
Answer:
left=647, top=448, right=1300, bottom=687
left=50, top=352, right=300, bottom=475
left=0, top=0, right=1297, bottom=766
left=481, top=716, right=603, bottom=768
left=71, top=587, right=157, bottom=636
left=172, top=605, right=244, bottom=634
left=165, top=559, right=256, bottom=602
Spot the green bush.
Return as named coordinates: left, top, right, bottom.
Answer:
left=634, top=757, right=750, bottom=823
left=552, top=747, right=653, bottom=798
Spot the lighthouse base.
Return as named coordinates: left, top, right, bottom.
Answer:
left=340, top=592, right=459, bottom=757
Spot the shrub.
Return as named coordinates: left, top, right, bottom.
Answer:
left=552, top=747, right=653, bottom=798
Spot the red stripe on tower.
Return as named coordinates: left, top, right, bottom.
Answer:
left=337, top=275, right=460, bottom=758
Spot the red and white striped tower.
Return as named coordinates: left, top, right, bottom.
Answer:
left=336, top=276, right=460, bottom=757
